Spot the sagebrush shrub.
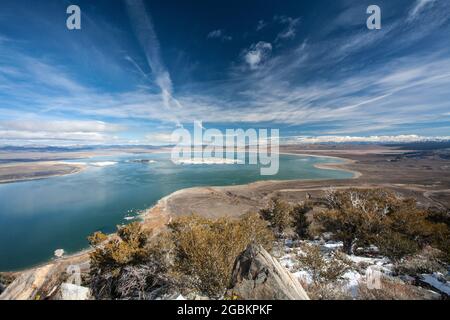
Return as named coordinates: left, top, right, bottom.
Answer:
left=168, top=213, right=274, bottom=297
left=296, top=244, right=352, bottom=285
left=88, top=222, right=170, bottom=299
left=358, top=277, right=432, bottom=300
left=394, top=246, right=447, bottom=275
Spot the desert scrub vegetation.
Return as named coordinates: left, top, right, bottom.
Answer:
left=296, top=243, right=353, bottom=285
left=88, top=213, right=274, bottom=299
left=280, top=188, right=449, bottom=298
left=85, top=188, right=449, bottom=300
left=357, top=277, right=434, bottom=300
left=288, top=243, right=355, bottom=300
left=394, top=246, right=447, bottom=276
left=260, top=197, right=313, bottom=238
left=88, top=222, right=173, bottom=300
left=311, top=188, right=450, bottom=261
left=260, top=197, right=292, bottom=234
left=168, top=213, right=274, bottom=297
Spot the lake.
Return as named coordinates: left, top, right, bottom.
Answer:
left=0, top=153, right=352, bottom=271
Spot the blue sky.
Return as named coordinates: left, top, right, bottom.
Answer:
left=0, top=0, right=449, bottom=145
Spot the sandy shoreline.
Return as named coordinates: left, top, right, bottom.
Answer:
left=280, top=152, right=362, bottom=179
left=0, top=162, right=86, bottom=184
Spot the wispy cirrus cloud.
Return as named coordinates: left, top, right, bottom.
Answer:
left=408, top=0, right=437, bottom=20
left=274, top=15, right=300, bottom=42
left=2, top=47, right=450, bottom=138
left=256, top=20, right=267, bottom=31
left=207, top=29, right=232, bottom=41
left=0, top=119, right=124, bottom=145
left=124, top=0, right=182, bottom=123
left=0, top=0, right=449, bottom=146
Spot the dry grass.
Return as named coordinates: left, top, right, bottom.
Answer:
left=300, top=281, right=353, bottom=300
left=358, top=277, right=435, bottom=300
left=168, top=213, right=274, bottom=297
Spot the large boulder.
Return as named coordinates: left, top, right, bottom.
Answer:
left=228, top=244, right=309, bottom=300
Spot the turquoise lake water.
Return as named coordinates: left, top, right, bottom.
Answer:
left=0, top=153, right=352, bottom=271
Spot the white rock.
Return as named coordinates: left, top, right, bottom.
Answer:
left=54, top=249, right=65, bottom=258
left=58, top=283, right=91, bottom=300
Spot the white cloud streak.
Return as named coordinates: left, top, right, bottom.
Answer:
left=408, top=0, right=437, bottom=20
left=274, top=16, right=300, bottom=42
left=207, top=29, right=232, bottom=41
left=125, top=0, right=182, bottom=123
left=0, top=119, right=123, bottom=145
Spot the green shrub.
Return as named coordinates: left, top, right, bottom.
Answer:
left=87, top=231, right=108, bottom=247
left=375, top=231, right=419, bottom=261
left=291, top=202, right=312, bottom=238
left=90, top=223, right=149, bottom=271
left=260, top=197, right=292, bottom=234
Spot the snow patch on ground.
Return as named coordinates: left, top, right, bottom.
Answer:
left=420, top=273, right=450, bottom=295
left=277, top=239, right=395, bottom=296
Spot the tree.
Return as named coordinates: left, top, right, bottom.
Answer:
left=375, top=198, right=449, bottom=261
left=260, top=197, right=292, bottom=234
left=313, top=189, right=390, bottom=253
left=313, top=188, right=450, bottom=260
left=291, top=202, right=312, bottom=238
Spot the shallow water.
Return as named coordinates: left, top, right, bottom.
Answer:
left=0, top=153, right=352, bottom=271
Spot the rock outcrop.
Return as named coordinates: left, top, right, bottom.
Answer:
left=0, top=255, right=90, bottom=300
left=228, top=244, right=309, bottom=300
left=0, top=264, right=56, bottom=300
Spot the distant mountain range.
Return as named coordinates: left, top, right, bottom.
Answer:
left=1, top=140, right=450, bottom=152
